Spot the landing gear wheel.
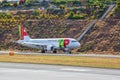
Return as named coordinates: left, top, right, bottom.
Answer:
left=53, top=49, right=57, bottom=53
left=41, top=50, right=45, bottom=53
left=66, top=51, right=71, bottom=54
left=53, top=50, right=57, bottom=53
left=64, top=48, right=71, bottom=54
left=69, top=51, right=72, bottom=54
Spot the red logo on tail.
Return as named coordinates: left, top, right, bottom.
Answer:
left=21, top=26, right=28, bottom=40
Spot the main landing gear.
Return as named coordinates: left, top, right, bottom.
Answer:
left=41, top=49, right=46, bottom=53
left=53, top=49, right=57, bottom=53
left=63, top=48, right=71, bottom=54
left=41, top=48, right=57, bottom=53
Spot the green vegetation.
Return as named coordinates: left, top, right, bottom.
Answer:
left=115, top=0, right=120, bottom=14
left=0, top=54, right=120, bottom=69
left=0, top=0, right=119, bottom=19
left=68, top=12, right=85, bottom=19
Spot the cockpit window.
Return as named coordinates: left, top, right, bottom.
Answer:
left=71, top=40, right=77, bottom=42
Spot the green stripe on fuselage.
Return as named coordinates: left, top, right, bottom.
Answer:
left=58, top=39, right=64, bottom=48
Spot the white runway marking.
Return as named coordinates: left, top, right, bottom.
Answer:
left=0, top=68, right=48, bottom=73
left=0, top=68, right=90, bottom=73
left=61, top=68, right=91, bottom=72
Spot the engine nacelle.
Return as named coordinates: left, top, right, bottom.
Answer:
left=46, top=45, right=53, bottom=51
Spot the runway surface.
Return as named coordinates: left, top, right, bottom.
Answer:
left=0, top=51, right=120, bottom=58
left=0, top=63, right=120, bottom=80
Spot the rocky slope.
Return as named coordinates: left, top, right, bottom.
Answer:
left=79, top=19, right=120, bottom=54
left=0, top=6, right=120, bottom=54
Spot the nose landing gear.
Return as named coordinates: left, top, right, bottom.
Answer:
left=63, top=48, right=71, bottom=54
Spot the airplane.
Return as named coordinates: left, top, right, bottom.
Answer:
left=16, top=25, right=80, bottom=54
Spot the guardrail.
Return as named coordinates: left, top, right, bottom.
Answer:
left=100, top=4, right=115, bottom=20
left=77, top=20, right=97, bottom=41
left=77, top=4, right=115, bottom=41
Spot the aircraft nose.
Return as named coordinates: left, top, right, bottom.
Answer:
left=77, top=42, right=80, bottom=47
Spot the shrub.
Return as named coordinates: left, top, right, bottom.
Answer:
left=68, top=12, right=85, bottom=19
left=67, top=12, right=74, bottom=19
left=73, top=14, right=85, bottom=19
left=60, top=5, right=65, bottom=9
left=115, top=6, right=120, bottom=15
left=33, top=10, right=40, bottom=16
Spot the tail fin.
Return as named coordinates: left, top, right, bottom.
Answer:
left=18, top=25, right=30, bottom=41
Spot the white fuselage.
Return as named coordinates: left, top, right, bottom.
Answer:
left=17, top=38, right=80, bottom=50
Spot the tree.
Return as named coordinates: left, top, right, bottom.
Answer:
left=1, top=0, right=9, bottom=7
left=2, top=0, right=8, bottom=3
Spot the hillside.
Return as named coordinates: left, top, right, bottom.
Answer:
left=79, top=19, right=120, bottom=54
left=0, top=0, right=120, bottom=54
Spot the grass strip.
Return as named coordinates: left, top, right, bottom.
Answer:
left=0, top=54, right=120, bottom=69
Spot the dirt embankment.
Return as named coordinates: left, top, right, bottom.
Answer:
left=0, top=17, right=120, bottom=55
left=79, top=19, right=120, bottom=54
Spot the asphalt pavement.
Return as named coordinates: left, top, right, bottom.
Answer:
left=0, top=62, right=120, bottom=80
left=0, top=51, right=120, bottom=58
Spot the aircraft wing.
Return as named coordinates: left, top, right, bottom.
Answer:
left=23, top=42, right=47, bottom=46
left=23, top=42, right=55, bottom=51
